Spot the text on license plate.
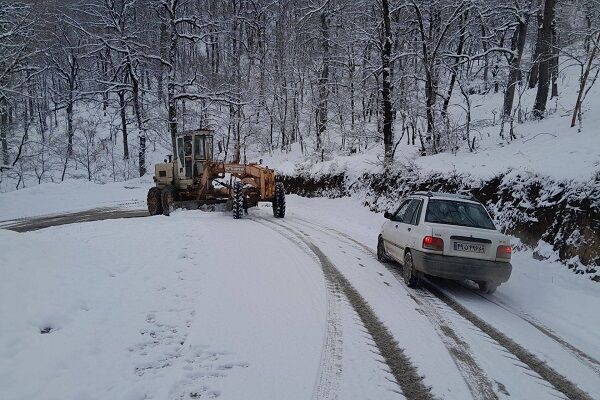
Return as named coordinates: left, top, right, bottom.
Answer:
left=453, top=242, right=485, bottom=253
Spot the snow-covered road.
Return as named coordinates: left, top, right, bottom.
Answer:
left=1, top=197, right=599, bottom=400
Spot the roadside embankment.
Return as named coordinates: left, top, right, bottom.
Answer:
left=280, top=169, right=600, bottom=281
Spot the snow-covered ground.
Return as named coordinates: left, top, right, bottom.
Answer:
left=0, top=207, right=416, bottom=400
left=1, top=190, right=598, bottom=399
left=0, top=177, right=150, bottom=221
left=0, top=211, right=326, bottom=400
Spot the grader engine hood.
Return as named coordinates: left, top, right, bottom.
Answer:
left=154, top=162, right=174, bottom=184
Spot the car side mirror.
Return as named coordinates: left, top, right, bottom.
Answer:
left=384, top=211, right=392, bottom=220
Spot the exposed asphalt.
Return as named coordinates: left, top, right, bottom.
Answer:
left=1, top=208, right=148, bottom=232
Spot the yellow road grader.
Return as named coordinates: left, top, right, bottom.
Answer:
left=147, top=129, right=285, bottom=219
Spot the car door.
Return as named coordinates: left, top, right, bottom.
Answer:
left=402, top=198, right=424, bottom=250
left=382, top=199, right=411, bottom=261
left=390, top=199, right=422, bottom=263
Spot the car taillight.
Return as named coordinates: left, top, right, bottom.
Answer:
left=496, top=245, right=512, bottom=260
left=423, top=236, right=444, bottom=251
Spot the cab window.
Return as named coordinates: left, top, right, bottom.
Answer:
left=177, top=137, right=184, bottom=163
left=183, top=136, right=193, bottom=178
left=205, top=136, right=213, bottom=160
left=194, top=135, right=206, bottom=160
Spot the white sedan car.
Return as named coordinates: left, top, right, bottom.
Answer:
left=377, top=192, right=512, bottom=293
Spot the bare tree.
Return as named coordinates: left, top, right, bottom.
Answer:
left=0, top=2, right=38, bottom=167
left=501, top=0, right=534, bottom=139
left=532, top=0, right=556, bottom=118
left=379, top=0, right=394, bottom=165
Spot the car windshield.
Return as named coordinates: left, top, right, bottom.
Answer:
left=425, top=199, right=496, bottom=230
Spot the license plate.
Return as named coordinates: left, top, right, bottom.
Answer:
left=454, top=242, right=485, bottom=253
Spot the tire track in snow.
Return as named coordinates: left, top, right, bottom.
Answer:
left=406, top=293, right=498, bottom=400
left=250, top=218, right=343, bottom=400
left=294, top=214, right=600, bottom=375
left=313, top=280, right=343, bottom=400
left=288, top=217, right=497, bottom=400
left=290, top=216, right=594, bottom=400
left=258, top=217, right=435, bottom=400
left=2, top=207, right=147, bottom=232
left=458, top=282, right=600, bottom=377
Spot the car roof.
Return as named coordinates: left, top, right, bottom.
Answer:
left=411, top=191, right=480, bottom=203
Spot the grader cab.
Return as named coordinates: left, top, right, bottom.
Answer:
left=147, top=129, right=285, bottom=219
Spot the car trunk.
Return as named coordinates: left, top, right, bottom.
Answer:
left=429, top=223, right=501, bottom=261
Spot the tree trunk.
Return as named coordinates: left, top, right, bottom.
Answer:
left=316, top=11, right=330, bottom=151
left=350, top=78, right=355, bottom=130
left=502, top=18, right=529, bottom=119
left=442, top=10, right=468, bottom=117
left=129, top=66, right=146, bottom=176
left=550, top=25, right=559, bottom=98
left=119, top=90, right=129, bottom=159
left=528, top=11, right=544, bottom=88
left=0, top=99, right=7, bottom=165
left=532, top=0, right=556, bottom=119
left=571, top=31, right=600, bottom=127
left=481, top=24, right=489, bottom=90
left=157, top=21, right=167, bottom=102
left=425, top=70, right=436, bottom=145
left=66, top=91, right=74, bottom=156
left=167, top=19, right=178, bottom=159
left=381, top=0, right=394, bottom=165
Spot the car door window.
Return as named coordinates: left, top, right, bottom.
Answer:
left=402, top=199, right=421, bottom=225
left=410, top=200, right=423, bottom=225
left=393, top=200, right=411, bottom=222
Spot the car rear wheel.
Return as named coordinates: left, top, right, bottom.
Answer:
left=403, top=251, right=418, bottom=287
left=478, top=281, right=498, bottom=294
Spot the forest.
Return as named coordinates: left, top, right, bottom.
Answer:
left=0, top=0, right=599, bottom=188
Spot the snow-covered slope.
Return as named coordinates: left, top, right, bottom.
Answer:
left=257, top=63, right=600, bottom=183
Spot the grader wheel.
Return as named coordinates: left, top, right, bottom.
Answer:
left=273, top=182, right=286, bottom=218
left=232, top=181, right=244, bottom=219
left=147, top=187, right=163, bottom=216
left=161, top=185, right=178, bottom=216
